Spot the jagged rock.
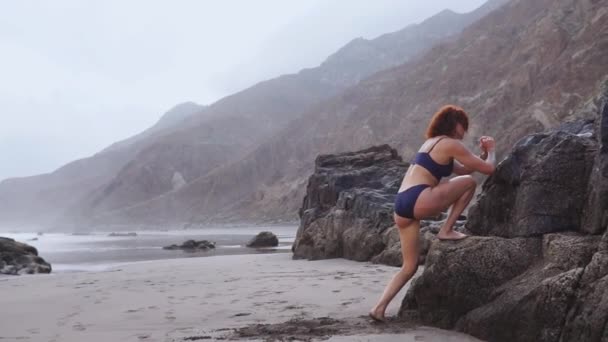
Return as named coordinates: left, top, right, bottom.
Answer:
left=466, top=129, right=596, bottom=237
left=581, top=81, right=608, bottom=234
left=246, top=231, right=279, bottom=248
left=163, top=240, right=215, bottom=251
left=292, top=145, right=407, bottom=262
left=400, top=237, right=543, bottom=326
left=0, top=237, right=51, bottom=275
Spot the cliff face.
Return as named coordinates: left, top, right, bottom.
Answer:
left=399, top=81, right=608, bottom=342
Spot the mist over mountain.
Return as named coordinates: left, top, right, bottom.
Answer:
left=3, top=0, right=605, bottom=231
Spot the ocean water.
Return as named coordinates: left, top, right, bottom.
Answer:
left=0, top=225, right=297, bottom=273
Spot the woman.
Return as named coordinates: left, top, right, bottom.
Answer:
left=369, top=105, right=496, bottom=322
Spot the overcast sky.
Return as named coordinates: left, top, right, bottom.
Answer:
left=0, top=0, right=486, bottom=180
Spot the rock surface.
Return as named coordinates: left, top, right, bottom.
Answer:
left=399, top=80, right=608, bottom=342
left=0, top=237, right=51, bottom=275
left=292, top=145, right=406, bottom=262
left=246, top=232, right=279, bottom=248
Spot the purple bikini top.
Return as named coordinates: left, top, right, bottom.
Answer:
left=412, top=137, right=453, bottom=181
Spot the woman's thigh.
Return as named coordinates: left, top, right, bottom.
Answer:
left=413, top=175, right=476, bottom=219
left=397, top=220, right=420, bottom=269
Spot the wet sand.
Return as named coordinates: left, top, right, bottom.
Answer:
left=0, top=253, right=482, bottom=341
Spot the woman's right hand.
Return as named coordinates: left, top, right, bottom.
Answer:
left=480, top=136, right=496, bottom=151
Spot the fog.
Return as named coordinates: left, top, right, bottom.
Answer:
left=0, top=0, right=486, bottom=180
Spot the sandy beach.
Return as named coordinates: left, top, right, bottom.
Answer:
left=0, top=253, right=482, bottom=341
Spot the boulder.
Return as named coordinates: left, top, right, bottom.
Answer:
left=163, top=240, right=215, bottom=250
left=466, top=128, right=596, bottom=237
left=247, top=231, right=279, bottom=248
left=292, top=145, right=407, bottom=261
left=0, top=237, right=52, bottom=275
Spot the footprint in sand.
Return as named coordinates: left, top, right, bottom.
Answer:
left=165, top=310, right=176, bottom=321
left=57, top=311, right=80, bottom=327
left=348, top=297, right=364, bottom=304
left=72, top=322, right=87, bottom=331
left=232, top=312, right=251, bottom=317
left=282, top=305, right=304, bottom=311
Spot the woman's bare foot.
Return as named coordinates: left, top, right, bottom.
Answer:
left=368, top=307, right=386, bottom=322
left=437, top=230, right=468, bottom=240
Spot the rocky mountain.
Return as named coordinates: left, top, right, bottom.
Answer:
left=95, top=0, right=607, bottom=227
left=102, top=102, right=208, bottom=154
left=0, top=102, right=207, bottom=229
left=13, top=2, right=505, bottom=230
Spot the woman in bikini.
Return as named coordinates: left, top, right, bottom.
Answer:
left=369, top=105, right=496, bottom=322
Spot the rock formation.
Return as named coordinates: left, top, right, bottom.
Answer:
left=163, top=240, right=216, bottom=251
left=0, top=237, right=52, bottom=275
left=247, top=232, right=279, bottom=248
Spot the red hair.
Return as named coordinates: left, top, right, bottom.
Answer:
left=424, top=105, right=469, bottom=139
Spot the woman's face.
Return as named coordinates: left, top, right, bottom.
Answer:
left=453, top=123, right=466, bottom=140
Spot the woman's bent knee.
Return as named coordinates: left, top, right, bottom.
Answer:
left=400, top=263, right=418, bottom=276
left=457, top=175, right=476, bottom=189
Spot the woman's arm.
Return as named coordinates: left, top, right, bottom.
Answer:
left=453, top=138, right=490, bottom=175
left=453, top=151, right=489, bottom=175
left=451, top=140, right=496, bottom=175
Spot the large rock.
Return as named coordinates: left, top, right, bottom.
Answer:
left=292, top=145, right=407, bottom=262
left=400, top=81, right=608, bottom=342
left=163, top=240, right=215, bottom=251
left=581, top=81, right=608, bottom=234
left=247, top=231, right=279, bottom=248
left=466, top=127, right=596, bottom=237
left=0, top=237, right=52, bottom=275
left=400, top=236, right=543, bottom=327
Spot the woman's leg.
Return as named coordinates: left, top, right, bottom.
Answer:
left=414, top=175, right=477, bottom=240
left=438, top=186, right=475, bottom=239
left=370, top=215, right=420, bottom=321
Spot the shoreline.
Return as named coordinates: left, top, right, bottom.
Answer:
left=0, top=253, right=482, bottom=341
left=1, top=227, right=297, bottom=274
